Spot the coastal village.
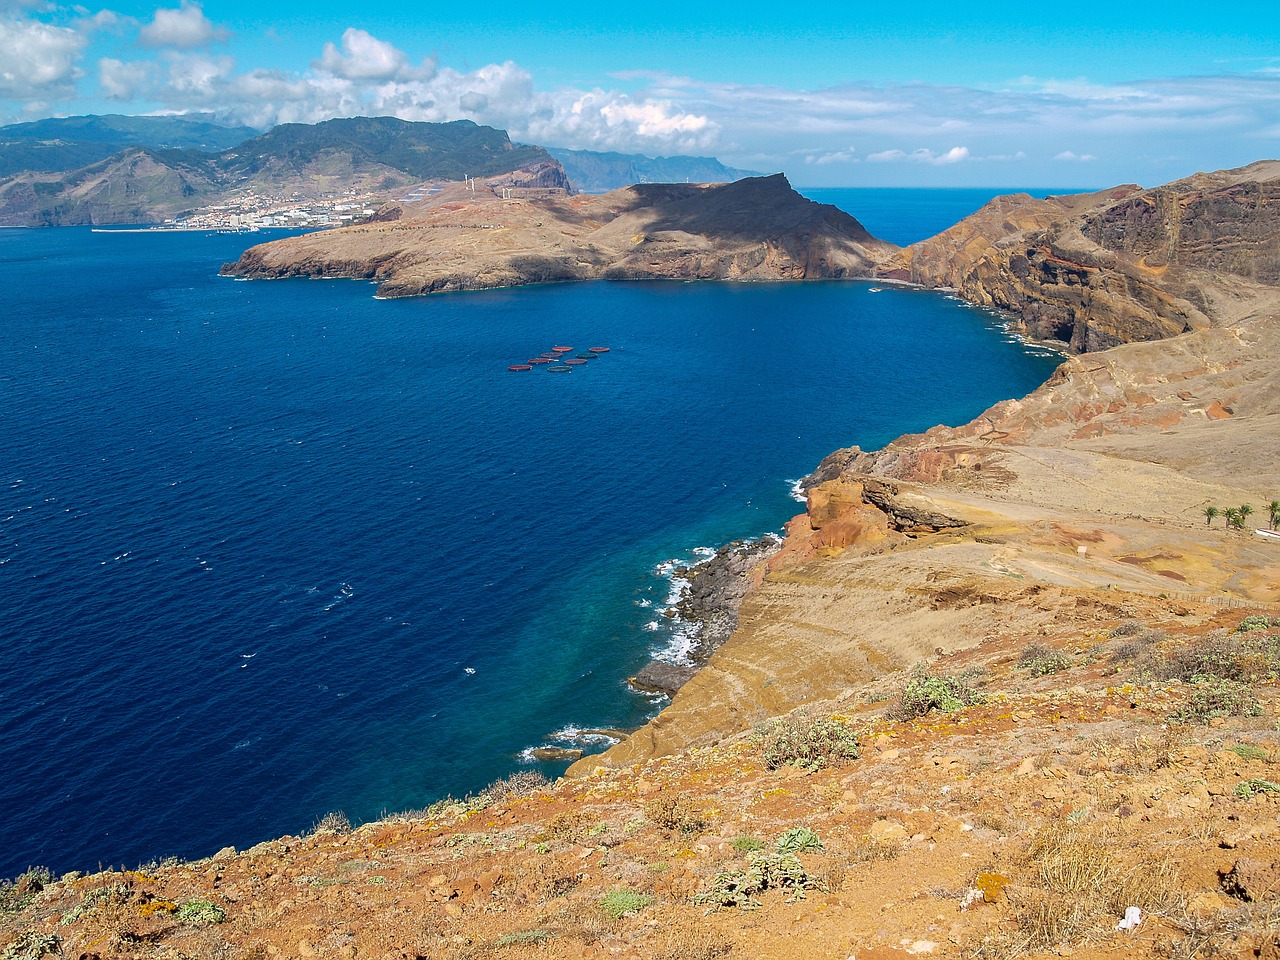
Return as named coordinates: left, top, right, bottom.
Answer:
left=164, top=188, right=382, bottom=232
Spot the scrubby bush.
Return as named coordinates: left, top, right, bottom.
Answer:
left=894, top=664, right=985, bottom=719
left=1138, top=630, right=1280, bottom=685
left=0, top=868, right=51, bottom=913
left=756, top=712, right=859, bottom=770
left=730, top=835, right=763, bottom=853
left=599, top=889, right=652, bottom=920
left=486, top=770, right=549, bottom=800
left=1019, top=644, right=1071, bottom=676
left=644, top=794, right=705, bottom=835
left=1169, top=675, right=1263, bottom=724
left=1109, top=620, right=1146, bottom=638
left=312, top=810, right=351, bottom=834
left=694, top=852, right=821, bottom=910
left=1236, top=614, right=1280, bottom=634
left=174, top=899, right=225, bottom=924
left=775, top=826, right=823, bottom=854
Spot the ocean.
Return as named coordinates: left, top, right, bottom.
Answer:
left=0, top=188, right=1071, bottom=876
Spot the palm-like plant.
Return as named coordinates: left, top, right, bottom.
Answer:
left=1269, top=499, right=1280, bottom=530
left=1224, top=507, right=1243, bottom=530
left=1240, top=504, right=1254, bottom=528
left=1204, top=505, right=1219, bottom=527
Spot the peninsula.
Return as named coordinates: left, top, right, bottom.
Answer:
left=221, top=173, right=896, bottom=296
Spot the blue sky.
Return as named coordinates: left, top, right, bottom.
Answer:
left=2, top=0, right=1277, bottom=186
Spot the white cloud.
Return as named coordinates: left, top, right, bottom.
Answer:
left=139, top=2, right=228, bottom=49
left=0, top=15, right=87, bottom=99
left=867, top=148, right=905, bottom=162
left=805, top=147, right=858, bottom=165
left=99, top=57, right=151, bottom=100
left=314, top=28, right=430, bottom=82
left=867, top=147, right=969, bottom=165
left=1054, top=150, right=1097, bottom=161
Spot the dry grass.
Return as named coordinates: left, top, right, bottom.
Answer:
left=988, top=822, right=1185, bottom=954
left=643, top=794, right=706, bottom=835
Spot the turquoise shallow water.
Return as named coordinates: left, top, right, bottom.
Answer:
left=0, top=202, right=1062, bottom=875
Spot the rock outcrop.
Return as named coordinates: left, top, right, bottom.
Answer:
left=878, top=160, right=1280, bottom=352
left=222, top=174, right=898, bottom=296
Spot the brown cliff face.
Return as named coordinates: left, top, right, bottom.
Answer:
left=223, top=174, right=898, bottom=296
left=879, top=160, right=1280, bottom=352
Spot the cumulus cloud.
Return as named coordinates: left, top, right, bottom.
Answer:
left=0, top=15, right=87, bottom=99
left=99, top=57, right=152, bottom=100
left=315, top=28, right=430, bottom=82
left=139, top=2, right=228, bottom=49
left=1054, top=150, right=1097, bottom=161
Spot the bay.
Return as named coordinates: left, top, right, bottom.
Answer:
left=0, top=206, right=1060, bottom=876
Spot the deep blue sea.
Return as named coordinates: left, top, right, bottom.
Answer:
left=0, top=189, right=1069, bottom=876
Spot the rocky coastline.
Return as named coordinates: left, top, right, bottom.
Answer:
left=628, top=536, right=782, bottom=696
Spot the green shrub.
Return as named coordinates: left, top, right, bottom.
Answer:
left=1169, top=675, right=1263, bottom=724
left=1227, top=744, right=1268, bottom=761
left=1233, top=779, right=1280, bottom=799
left=1236, top=614, right=1280, bottom=634
left=730, top=835, right=763, bottom=853
left=599, top=889, right=653, bottom=920
left=775, top=827, right=822, bottom=854
left=0, top=868, right=51, bottom=913
left=693, top=852, right=821, bottom=910
left=756, top=712, right=859, bottom=770
left=895, top=664, right=986, bottom=718
left=1019, top=644, right=1071, bottom=676
left=174, top=899, right=226, bottom=924
left=1, top=933, right=60, bottom=960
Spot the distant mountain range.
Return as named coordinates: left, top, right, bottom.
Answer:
left=546, top=148, right=760, bottom=193
left=0, top=114, right=759, bottom=226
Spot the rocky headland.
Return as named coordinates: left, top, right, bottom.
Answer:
left=5, top=161, right=1280, bottom=960
left=220, top=173, right=897, bottom=296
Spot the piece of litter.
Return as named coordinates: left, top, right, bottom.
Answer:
left=1117, top=906, right=1142, bottom=931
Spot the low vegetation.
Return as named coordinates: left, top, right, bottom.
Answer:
left=1018, top=643, right=1070, bottom=676
left=893, top=663, right=986, bottom=718
left=755, top=711, right=860, bottom=770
